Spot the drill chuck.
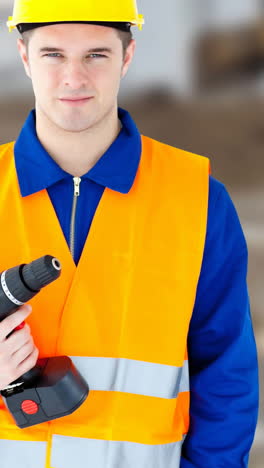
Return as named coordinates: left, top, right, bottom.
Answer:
left=0, top=255, right=61, bottom=319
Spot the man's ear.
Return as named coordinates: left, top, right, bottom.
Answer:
left=121, top=39, right=136, bottom=79
left=17, top=38, right=31, bottom=79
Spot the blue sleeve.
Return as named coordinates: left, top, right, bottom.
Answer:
left=180, top=176, right=259, bottom=468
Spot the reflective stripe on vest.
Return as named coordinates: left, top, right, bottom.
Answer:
left=51, top=435, right=186, bottom=468
left=0, top=437, right=186, bottom=468
left=70, top=356, right=189, bottom=397
left=0, top=440, right=46, bottom=468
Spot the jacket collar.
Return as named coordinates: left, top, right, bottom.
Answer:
left=14, top=107, right=142, bottom=197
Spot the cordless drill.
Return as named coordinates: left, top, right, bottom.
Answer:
left=0, top=255, right=89, bottom=428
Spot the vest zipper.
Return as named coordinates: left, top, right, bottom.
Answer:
left=70, top=176, right=82, bottom=259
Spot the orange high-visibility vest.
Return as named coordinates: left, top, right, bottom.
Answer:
left=0, top=136, right=209, bottom=468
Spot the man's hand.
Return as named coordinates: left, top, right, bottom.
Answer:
left=0, top=305, right=39, bottom=390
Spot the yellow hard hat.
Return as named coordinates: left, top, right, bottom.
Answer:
left=7, top=0, right=144, bottom=32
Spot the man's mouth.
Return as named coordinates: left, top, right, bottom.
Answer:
left=59, top=97, right=93, bottom=105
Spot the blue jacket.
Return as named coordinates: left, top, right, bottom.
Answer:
left=14, top=108, right=259, bottom=467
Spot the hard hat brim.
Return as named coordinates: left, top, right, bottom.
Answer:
left=17, top=21, right=133, bottom=34
left=7, top=15, right=144, bottom=32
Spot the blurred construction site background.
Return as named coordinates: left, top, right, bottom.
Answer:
left=0, top=1, right=263, bottom=465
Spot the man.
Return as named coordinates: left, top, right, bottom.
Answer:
left=0, top=0, right=259, bottom=467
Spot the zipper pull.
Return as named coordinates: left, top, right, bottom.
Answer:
left=73, top=177, right=81, bottom=196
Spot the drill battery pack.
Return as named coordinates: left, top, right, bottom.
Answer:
left=1, top=356, right=89, bottom=428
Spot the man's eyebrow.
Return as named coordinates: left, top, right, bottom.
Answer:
left=39, top=47, right=113, bottom=54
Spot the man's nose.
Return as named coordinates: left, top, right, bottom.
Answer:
left=63, top=61, right=89, bottom=89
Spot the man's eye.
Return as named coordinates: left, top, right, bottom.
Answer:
left=88, top=54, right=106, bottom=59
left=44, top=53, right=62, bottom=58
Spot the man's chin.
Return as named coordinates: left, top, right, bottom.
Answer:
left=59, top=125, right=92, bottom=133
left=56, top=118, right=95, bottom=133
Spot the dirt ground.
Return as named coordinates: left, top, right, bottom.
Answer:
left=0, top=92, right=263, bottom=466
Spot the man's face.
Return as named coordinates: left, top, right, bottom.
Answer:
left=17, top=23, right=135, bottom=132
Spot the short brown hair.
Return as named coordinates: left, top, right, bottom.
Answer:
left=21, top=27, right=133, bottom=57
left=116, top=29, right=133, bottom=56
